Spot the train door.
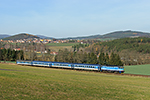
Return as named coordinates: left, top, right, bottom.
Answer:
left=71, top=64, right=74, bottom=69
left=49, top=63, right=52, bottom=67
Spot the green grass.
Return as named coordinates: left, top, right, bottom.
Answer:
left=124, top=64, right=150, bottom=75
left=0, top=61, right=16, bottom=64
left=46, top=43, right=79, bottom=46
left=0, top=63, right=150, bottom=100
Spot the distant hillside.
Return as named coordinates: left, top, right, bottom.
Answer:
left=102, top=30, right=150, bottom=38
left=36, top=35, right=54, bottom=39
left=60, top=35, right=102, bottom=40
left=3, top=33, right=40, bottom=40
left=61, top=30, right=150, bottom=40
left=0, top=34, right=10, bottom=39
left=88, top=37, right=150, bottom=65
left=1, top=30, right=150, bottom=40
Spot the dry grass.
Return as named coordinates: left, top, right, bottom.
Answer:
left=0, top=63, right=150, bottom=100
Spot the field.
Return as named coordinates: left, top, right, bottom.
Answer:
left=124, top=64, right=150, bottom=75
left=46, top=43, right=79, bottom=46
left=0, top=63, right=150, bottom=100
left=46, top=43, right=79, bottom=52
left=0, top=61, right=16, bottom=64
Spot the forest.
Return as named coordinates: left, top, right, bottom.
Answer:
left=84, top=37, right=150, bottom=65
left=55, top=49, right=123, bottom=66
left=1, top=37, right=150, bottom=66
left=0, top=48, right=24, bottom=62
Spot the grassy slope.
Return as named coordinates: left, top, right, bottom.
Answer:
left=124, top=64, right=150, bottom=75
left=0, top=63, right=150, bottom=100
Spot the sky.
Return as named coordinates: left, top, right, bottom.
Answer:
left=0, top=0, right=150, bottom=38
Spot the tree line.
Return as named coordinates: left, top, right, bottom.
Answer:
left=55, top=49, right=123, bottom=66
left=0, top=48, right=24, bottom=62
left=96, top=37, right=150, bottom=53
left=72, top=43, right=89, bottom=52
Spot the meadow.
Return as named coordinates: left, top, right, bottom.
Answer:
left=46, top=43, right=79, bottom=46
left=0, top=63, right=150, bottom=100
left=46, top=43, right=79, bottom=52
left=124, top=64, right=150, bottom=75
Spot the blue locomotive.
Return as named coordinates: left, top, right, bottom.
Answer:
left=16, top=60, right=124, bottom=73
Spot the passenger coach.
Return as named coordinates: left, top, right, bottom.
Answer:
left=16, top=60, right=124, bottom=73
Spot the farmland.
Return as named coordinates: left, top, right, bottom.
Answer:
left=46, top=43, right=79, bottom=46
left=0, top=63, right=150, bottom=100
left=46, top=43, right=79, bottom=52
left=124, top=64, right=150, bottom=75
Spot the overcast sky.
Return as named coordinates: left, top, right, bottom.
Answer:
left=0, top=0, right=150, bottom=38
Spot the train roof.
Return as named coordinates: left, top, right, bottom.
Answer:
left=17, top=60, right=31, bottom=62
left=102, top=65, right=124, bottom=68
left=51, top=62, right=71, bottom=64
left=73, top=63, right=100, bottom=66
left=32, top=61, right=52, bottom=63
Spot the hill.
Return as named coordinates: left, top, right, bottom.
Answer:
left=61, top=30, right=150, bottom=40
left=0, top=34, right=10, bottom=39
left=2, top=33, right=40, bottom=40
left=102, top=30, right=150, bottom=38
left=36, top=35, right=54, bottom=39
left=1, top=30, right=150, bottom=40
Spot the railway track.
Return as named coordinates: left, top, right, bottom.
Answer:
left=64, top=68, right=150, bottom=78
left=122, top=73, right=150, bottom=77
left=1, top=63, right=150, bottom=78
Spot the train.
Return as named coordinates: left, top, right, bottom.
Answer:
left=16, top=60, right=124, bottom=73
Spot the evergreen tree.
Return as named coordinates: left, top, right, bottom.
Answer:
left=109, top=52, right=123, bottom=66
left=0, top=42, right=2, bottom=61
left=105, top=53, right=109, bottom=65
left=99, top=52, right=106, bottom=65
left=0, top=49, right=2, bottom=61
left=87, top=53, right=91, bottom=64
left=7, top=48, right=12, bottom=61
left=2, top=49, right=7, bottom=62
left=90, top=52, right=97, bottom=64
left=115, top=54, right=123, bottom=66
left=11, top=50, right=16, bottom=61
left=83, top=52, right=88, bottom=63
left=109, top=52, right=116, bottom=65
